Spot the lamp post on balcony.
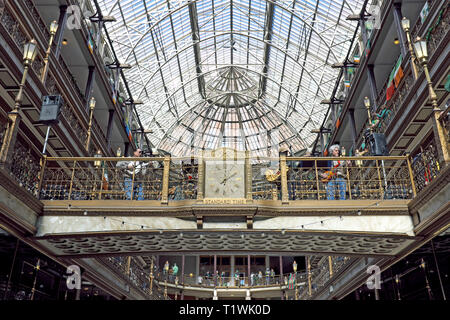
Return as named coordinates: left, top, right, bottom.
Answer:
left=364, top=96, right=373, bottom=133
left=401, top=17, right=419, bottom=80
left=413, top=37, right=449, bottom=165
left=41, top=20, right=58, bottom=85
left=0, top=39, right=38, bottom=169
left=85, top=97, right=96, bottom=152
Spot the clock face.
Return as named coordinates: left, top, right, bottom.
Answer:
left=204, top=160, right=245, bottom=198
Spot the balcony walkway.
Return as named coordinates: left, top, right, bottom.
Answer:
left=24, top=154, right=424, bottom=258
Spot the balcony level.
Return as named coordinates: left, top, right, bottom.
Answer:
left=0, top=151, right=445, bottom=262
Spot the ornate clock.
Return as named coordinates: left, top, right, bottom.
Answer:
left=202, top=148, right=247, bottom=200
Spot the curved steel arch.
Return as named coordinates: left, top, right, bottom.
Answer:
left=154, top=88, right=310, bottom=152
left=107, top=0, right=342, bottom=64
left=94, top=0, right=362, bottom=153
left=133, top=31, right=330, bottom=100
left=138, top=65, right=318, bottom=129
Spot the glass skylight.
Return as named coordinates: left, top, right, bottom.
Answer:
left=93, top=0, right=364, bottom=156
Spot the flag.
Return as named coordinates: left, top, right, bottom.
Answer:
left=288, top=274, right=294, bottom=289
left=386, top=56, right=403, bottom=101
left=392, top=56, right=404, bottom=87
left=365, top=37, right=371, bottom=57
left=420, top=2, right=429, bottom=23
left=125, top=110, right=133, bottom=143
left=353, top=54, right=360, bottom=63
left=386, top=81, right=395, bottom=101
left=125, top=123, right=133, bottom=143
left=344, top=80, right=350, bottom=88
left=87, top=34, right=94, bottom=54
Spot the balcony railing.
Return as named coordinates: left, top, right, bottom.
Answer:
left=103, top=256, right=166, bottom=300
left=0, top=1, right=106, bottom=157
left=411, top=134, right=443, bottom=194
left=373, top=3, right=449, bottom=129
left=36, top=155, right=418, bottom=202
left=154, top=270, right=308, bottom=289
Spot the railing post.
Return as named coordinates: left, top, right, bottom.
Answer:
left=161, top=156, right=170, bottom=204
left=149, top=260, right=154, bottom=295
left=37, top=155, right=47, bottom=199
left=280, top=155, right=288, bottom=203
left=346, top=157, right=352, bottom=200
left=245, top=151, right=253, bottom=203
left=432, top=108, right=450, bottom=166
left=126, top=256, right=131, bottom=276
left=130, top=162, right=136, bottom=201
left=197, top=153, right=204, bottom=202
left=68, top=160, right=76, bottom=200
left=99, top=166, right=105, bottom=200
left=329, top=256, right=333, bottom=278
left=314, top=159, right=320, bottom=200
left=307, top=256, right=312, bottom=297
left=375, top=159, right=384, bottom=199
left=406, top=154, right=417, bottom=197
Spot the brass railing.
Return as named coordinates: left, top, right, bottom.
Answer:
left=299, top=256, right=351, bottom=299
left=104, top=256, right=166, bottom=300
left=355, top=2, right=449, bottom=151
left=37, top=155, right=417, bottom=202
left=154, top=271, right=308, bottom=289
left=411, top=135, right=443, bottom=194
left=9, top=139, right=41, bottom=196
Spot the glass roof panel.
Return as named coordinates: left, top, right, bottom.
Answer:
left=93, top=0, right=364, bottom=156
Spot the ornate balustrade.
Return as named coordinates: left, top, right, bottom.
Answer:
left=2, top=0, right=108, bottom=156
left=411, top=134, right=442, bottom=194
left=9, top=138, right=41, bottom=196
left=354, top=2, right=449, bottom=153
left=0, top=1, right=106, bottom=158
left=103, top=256, right=166, bottom=300
left=168, top=157, right=198, bottom=200
left=36, top=155, right=419, bottom=202
left=153, top=271, right=307, bottom=290
left=300, top=256, right=350, bottom=299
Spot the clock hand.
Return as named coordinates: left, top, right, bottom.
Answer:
left=221, top=172, right=237, bottom=185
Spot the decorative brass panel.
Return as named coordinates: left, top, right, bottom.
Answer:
left=35, top=230, right=417, bottom=258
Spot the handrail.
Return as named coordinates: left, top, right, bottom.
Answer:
left=37, top=155, right=417, bottom=202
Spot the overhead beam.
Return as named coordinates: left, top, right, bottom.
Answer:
left=188, top=0, right=206, bottom=98
left=258, top=0, right=275, bottom=98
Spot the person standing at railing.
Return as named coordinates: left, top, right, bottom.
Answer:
left=172, top=263, right=178, bottom=283
left=163, top=260, right=169, bottom=280
left=258, top=270, right=263, bottom=285
left=116, top=148, right=147, bottom=200
left=265, top=267, right=270, bottom=285
left=321, top=144, right=351, bottom=200
left=270, top=268, right=275, bottom=284
left=234, top=269, right=240, bottom=287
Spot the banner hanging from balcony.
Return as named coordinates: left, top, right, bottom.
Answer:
left=124, top=108, right=133, bottom=143
left=386, top=56, right=403, bottom=101
left=87, top=34, right=94, bottom=54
